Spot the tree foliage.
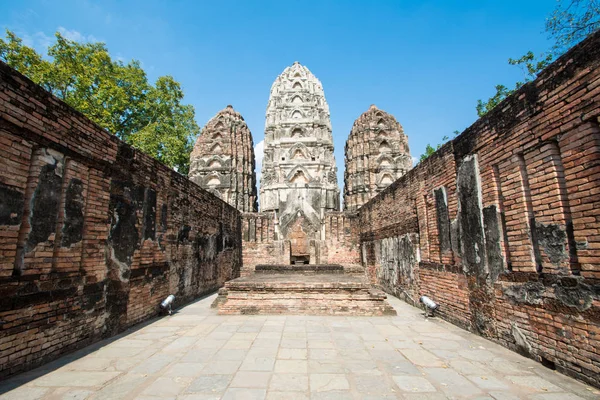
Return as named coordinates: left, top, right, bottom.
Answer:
left=476, top=0, right=599, bottom=118
left=476, top=84, right=514, bottom=118
left=0, top=30, right=199, bottom=174
left=415, top=1, right=598, bottom=163
left=419, top=135, right=450, bottom=163
left=419, top=144, right=437, bottom=163
left=476, top=51, right=554, bottom=117
left=547, top=0, right=600, bottom=55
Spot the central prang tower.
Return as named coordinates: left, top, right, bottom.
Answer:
left=260, top=62, right=340, bottom=261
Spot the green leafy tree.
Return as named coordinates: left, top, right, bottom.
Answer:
left=547, top=0, right=600, bottom=55
left=419, top=144, right=437, bottom=163
left=476, top=0, right=599, bottom=117
left=0, top=31, right=53, bottom=86
left=129, top=76, right=198, bottom=172
left=476, top=84, right=513, bottom=118
left=419, top=129, right=463, bottom=163
left=420, top=1, right=598, bottom=161
left=476, top=51, right=553, bottom=118
left=508, top=51, right=554, bottom=79
left=419, top=135, right=449, bottom=163
left=0, top=30, right=199, bottom=174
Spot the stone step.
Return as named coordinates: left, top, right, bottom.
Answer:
left=253, top=264, right=364, bottom=275
left=227, top=282, right=370, bottom=292
left=224, top=274, right=370, bottom=289
left=255, top=264, right=344, bottom=274
left=213, top=274, right=397, bottom=316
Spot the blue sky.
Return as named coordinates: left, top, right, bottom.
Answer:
left=0, top=0, right=556, bottom=191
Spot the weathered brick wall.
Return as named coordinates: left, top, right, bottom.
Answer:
left=322, top=212, right=361, bottom=266
left=241, top=212, right=287, bottom=275
left=418, top=263, right=471, bottom=328
left=358, top=31, right=600, bottom=387
left=0, top=62, right=242, bottom=378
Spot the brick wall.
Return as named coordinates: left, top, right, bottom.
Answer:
left=241, top=212, right=287, bottom=275
left=322, top=212, right=361, bottom=266
left=358, top=31, right=600, bottom=387
left=0, top=62, right=242, bottom=378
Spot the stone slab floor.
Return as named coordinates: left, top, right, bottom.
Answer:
left=1, top=294, right=598, bottom=400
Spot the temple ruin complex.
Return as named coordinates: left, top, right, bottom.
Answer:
left=0, top=31, right=599, bottom=392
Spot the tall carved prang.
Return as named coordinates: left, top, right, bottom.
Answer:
left=344, top=105, right=412, bottom=211
left=189, top=105, right=258, bottom=212
left=259, top=62, right=340, bottom=262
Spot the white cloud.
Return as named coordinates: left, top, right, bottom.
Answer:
left=412, top=156, right=419, bottom=166
left=12, top=27, right=99, bottom=56
left=254, top=140, right=264, bottom=191
left=57, top=27, right=98, bottom=43
left=16, top=27, right=100, bottom=56
left=21, top=31, right=53, bottom=54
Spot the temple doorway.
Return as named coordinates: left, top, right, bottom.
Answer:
left=289, top=219, right=310, bottom=264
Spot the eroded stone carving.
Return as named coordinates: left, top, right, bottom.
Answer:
left=343, top=105, right=412, bottom=211
left=189, top=105, right=258, bottom=212
left=259, top=62, right=340, bottom=241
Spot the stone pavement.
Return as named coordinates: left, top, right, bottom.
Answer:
left=1, top=294, right=598, bottom=400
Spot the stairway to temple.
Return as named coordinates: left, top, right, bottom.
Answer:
left=212, top=264, right=397, bottom=316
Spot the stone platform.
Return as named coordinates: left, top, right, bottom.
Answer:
left=254, top=264, right=363, bottom=274
left=213, top=265, right=396, bottom=316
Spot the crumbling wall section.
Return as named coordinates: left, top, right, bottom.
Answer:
left=0, top=62, right=242, bottom=378
left=322, top=212, right=361, bottom=266
left=240, top=212, right=287, bottom=275
left=358, top=31, right=600, bottom=387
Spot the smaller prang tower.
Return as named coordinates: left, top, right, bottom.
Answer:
left=189, top=105, right=258, bottom=212
left=344, top=105, right=412, bottom=211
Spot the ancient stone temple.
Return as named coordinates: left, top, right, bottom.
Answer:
left=260, top=62, right=340, bottom=262
left=3, top=29, right=600, bottom=390
left=189, top=105, right=258, bottom=212
left=344, top=105, right=412, bottom=211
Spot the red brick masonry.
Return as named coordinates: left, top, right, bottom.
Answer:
left=0, top=62, right=241, bottom=378
left=359, top=32, right=600, bottom=387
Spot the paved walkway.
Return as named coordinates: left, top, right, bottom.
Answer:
left=1, top=294, right=598, bottom=400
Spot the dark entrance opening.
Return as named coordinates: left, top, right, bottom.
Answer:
left=291, top=255, right=310, bottom=265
